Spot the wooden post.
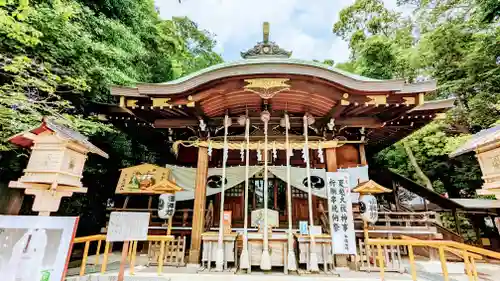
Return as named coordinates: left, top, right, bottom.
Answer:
left=359, top=143, right=367, bottom=166
left=188, top=146, right=209, bottom=264
left=167, top=216, right=173, bottom=236
left=118, top=241, right=130, bottom=281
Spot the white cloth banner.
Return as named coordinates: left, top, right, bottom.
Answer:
left=326, top=172, right=356, bottom=255
left=167, top=164, right=263, bottom=201
left=166, top=164, right=368, bottom=202
left=267, top=166, right=327, bottom=197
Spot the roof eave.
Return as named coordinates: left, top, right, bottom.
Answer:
left=110, top=59, right=437, bottom=96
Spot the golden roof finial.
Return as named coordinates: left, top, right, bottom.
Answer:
left=263, top=22, right=270, bottom=43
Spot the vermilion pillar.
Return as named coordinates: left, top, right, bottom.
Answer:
left=188, top=146, right=209, bottom=264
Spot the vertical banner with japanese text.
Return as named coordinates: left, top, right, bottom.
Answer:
left=326, top=172, right=356, bottom=255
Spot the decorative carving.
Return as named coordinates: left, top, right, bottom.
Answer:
left=241, top=22, right=292, bottom=59
left=244, top=78, right=290, bottom=99
left=402, top=96, right=415, bottom=105
left=367, top=95, right=387, bottom=105
left=152, top=98, right=171, bottom=108
left=126, top=99, right=138, bottom=108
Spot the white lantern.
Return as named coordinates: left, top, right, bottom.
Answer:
left=158, top=193, right=176, bottom=219
left=359, top=194, right=378, bottom=223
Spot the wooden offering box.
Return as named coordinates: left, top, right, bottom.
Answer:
left=295, top=234, right=333, bottom=272
left=201, top=232, right=239, bottom=270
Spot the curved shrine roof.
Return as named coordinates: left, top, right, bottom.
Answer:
left=112, top=58, right=436, bottom=97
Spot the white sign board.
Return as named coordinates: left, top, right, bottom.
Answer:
left=0, top=216, right=78, bottom=281
left=106, top=212, right=150, bottom=242
left=327, top=172, right=356, bottom=255
left=309, top=225, right=322, bottom=236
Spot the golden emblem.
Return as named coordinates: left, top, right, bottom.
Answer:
left=244, top=78, right=290, bottom=99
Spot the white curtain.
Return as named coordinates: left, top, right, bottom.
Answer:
left=166, top=164, right=368, bottom=202
left=167, top=164, right=263, bottom=201
left=268, top=166, right=327, bottom=198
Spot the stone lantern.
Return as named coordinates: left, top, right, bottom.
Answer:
left=8, top=117, right=108, bottom=215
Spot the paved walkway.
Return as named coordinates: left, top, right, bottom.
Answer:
left=67, top=255, right=500, bottom=281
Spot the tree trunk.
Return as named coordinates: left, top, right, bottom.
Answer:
left=403, top=141, right=433, bottom=191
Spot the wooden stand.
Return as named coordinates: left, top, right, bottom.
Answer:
left=202, top=232, right=238, bottom=270
left=295, top=234, right=333, bottom=272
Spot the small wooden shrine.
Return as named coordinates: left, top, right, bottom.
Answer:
left=450, top=125, right=500, bottom=198
left=8, top=117, right=108, bottom=215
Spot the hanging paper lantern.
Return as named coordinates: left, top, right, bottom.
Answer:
left=359, top=194, right=378, bottom=223
left=158, top=193, right=176, bottom=219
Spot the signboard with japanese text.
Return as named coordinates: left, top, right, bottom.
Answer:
left=326, top=172, right=356, bottom=255
left=106, top=212, right=150, bottom=242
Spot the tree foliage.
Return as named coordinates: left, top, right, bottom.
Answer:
left=0, top=0, right=221, bottom=234
left=333, top=0, right=499, bottom=197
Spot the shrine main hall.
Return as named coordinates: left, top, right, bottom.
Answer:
left=94, top=23, right=455, bottom=271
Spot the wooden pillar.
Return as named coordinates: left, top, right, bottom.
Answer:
left=188, top=146, right=209, bottom=264
left=325, top=147, right=338, bottom=173
left=359, top=143, right=367, bottom=166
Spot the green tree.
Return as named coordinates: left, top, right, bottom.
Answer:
left=0, top=0, right=221, bottom=234
left=333, top=0, right=499, bottom=198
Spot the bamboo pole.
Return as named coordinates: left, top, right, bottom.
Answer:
left=285, top=114, right=297, bottom=271
left=260, top=111, right=272, bottom=270
left=239, top=116, right=251, bottom=270
left=215, top=114, right=230, bottom=271
left=304, top=114, right=319, bottom=272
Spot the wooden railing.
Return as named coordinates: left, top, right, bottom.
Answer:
left=366, top=238, right=500, bottom=281
left=72, top=234, right=175, bottom=276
